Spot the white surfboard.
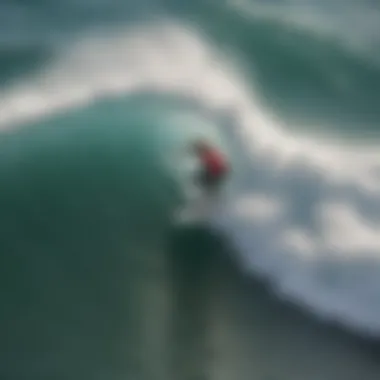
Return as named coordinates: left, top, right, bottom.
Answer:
left=173, top=193, right=216, bottom=225
left=174, top=205, right=207, bottom=225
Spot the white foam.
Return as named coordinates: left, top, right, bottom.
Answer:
left=232, top=194, right=285, bottom=224
left=2, top=22, right=380, bottom=336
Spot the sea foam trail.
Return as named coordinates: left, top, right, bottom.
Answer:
left=2, top=22, right=380, bottom=336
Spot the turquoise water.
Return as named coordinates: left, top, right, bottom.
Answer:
left=2, top=1, right=380, bottom=379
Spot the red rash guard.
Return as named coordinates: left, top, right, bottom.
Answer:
left=199, top=149, right=227, bottom=176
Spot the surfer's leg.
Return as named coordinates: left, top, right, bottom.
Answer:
left=198, top=169, right=216, bottom=189
left=197, top=168, right=207, bottom=186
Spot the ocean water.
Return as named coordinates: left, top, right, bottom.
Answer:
left=2, top=0, right=380, bottom=379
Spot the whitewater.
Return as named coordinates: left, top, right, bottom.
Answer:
left=2, top=19, right=380, bottom=339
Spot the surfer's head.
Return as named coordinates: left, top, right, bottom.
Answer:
left=192, top=139, right=211, bottom=154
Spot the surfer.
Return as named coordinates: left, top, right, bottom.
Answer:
left=173, top=140, right=229, bottom=224
left=192, top=139, right=229, bottom=196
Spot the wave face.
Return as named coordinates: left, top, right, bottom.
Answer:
left=2, top=0, right=380, bottom=379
